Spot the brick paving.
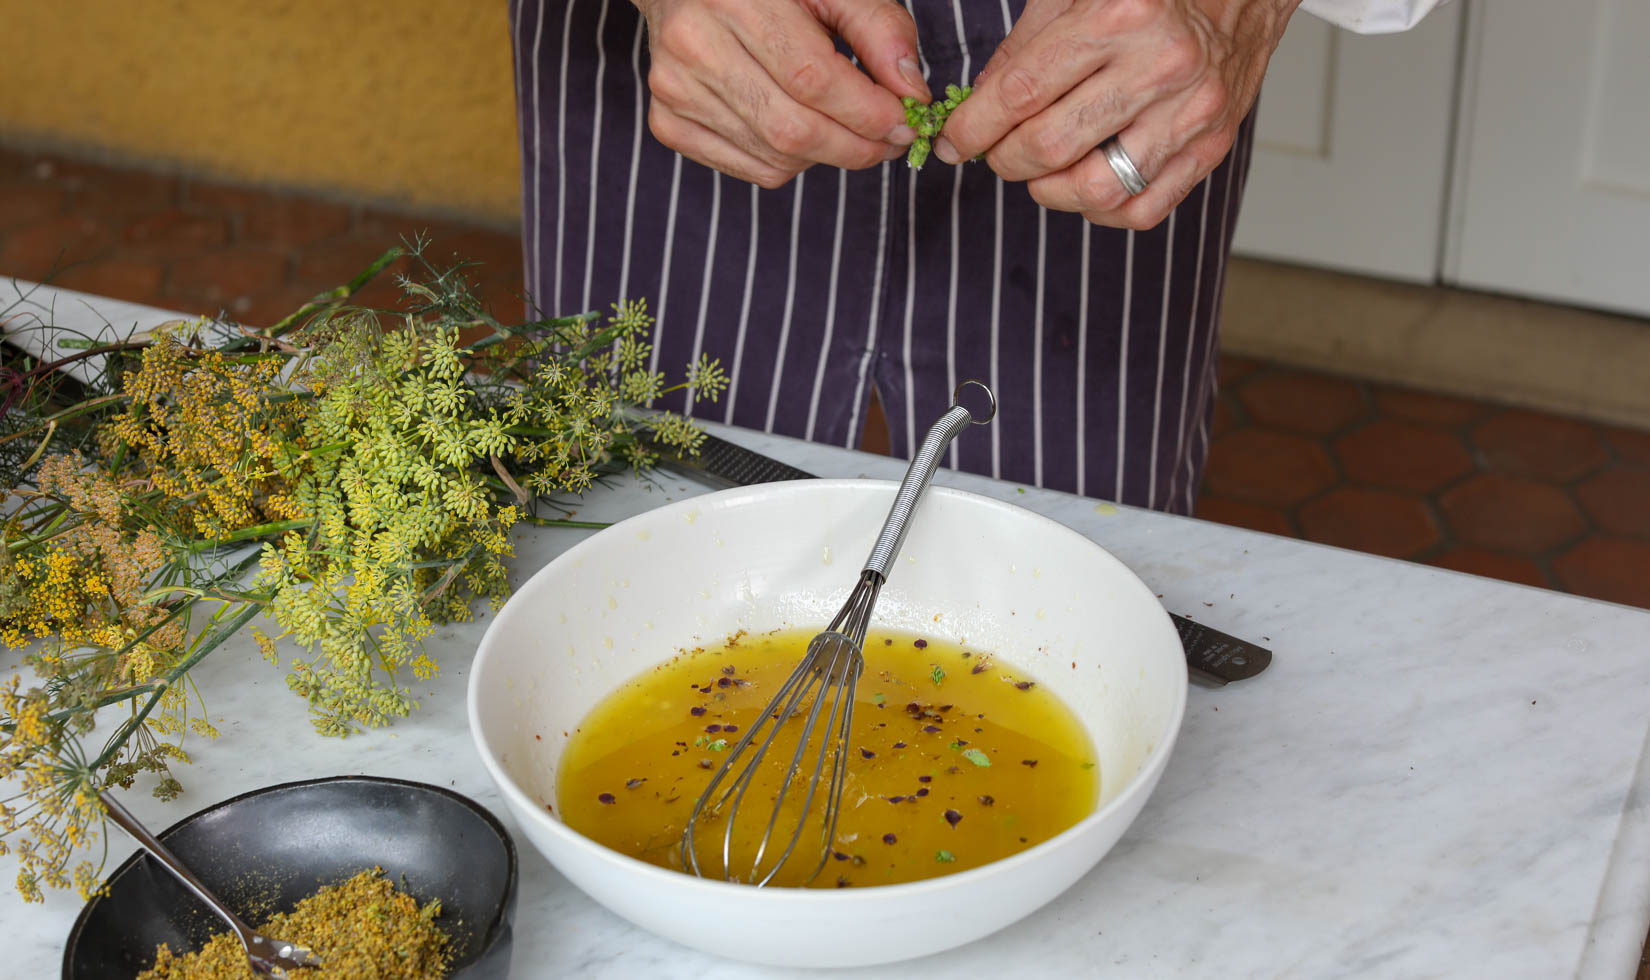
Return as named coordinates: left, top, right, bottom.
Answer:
left=2, top=144, right=1648, bottom=612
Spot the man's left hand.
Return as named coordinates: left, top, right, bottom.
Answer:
left=934, top=0, right=1299, bottom=230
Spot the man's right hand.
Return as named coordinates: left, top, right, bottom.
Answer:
left=635, top=0, right=932, bottom=188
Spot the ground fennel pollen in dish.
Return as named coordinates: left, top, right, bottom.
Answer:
left=558, top=628, right=1098, bottom=887
left=137, top=868, right=449, bottom=980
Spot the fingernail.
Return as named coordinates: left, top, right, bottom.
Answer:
left=883, top=143, right=908, bottom=161
left=898, top=57, right=929, bottom=99
left=885, top=124, right=917, bottom=145
left=934, top=137, right=960, bottom=165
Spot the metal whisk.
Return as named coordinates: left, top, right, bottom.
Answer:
left=681, top=379, right=996, bottom=886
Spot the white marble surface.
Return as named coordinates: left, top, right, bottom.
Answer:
left=6, top=289, right=1650, bottom=977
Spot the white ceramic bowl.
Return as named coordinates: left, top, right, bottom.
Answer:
left=467, top=480, right=1186, bottom=968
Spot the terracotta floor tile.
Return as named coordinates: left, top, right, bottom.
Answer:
left=1472, top=410, right=1609, bottom=483
left=0, top=213, right=116, bottom=282
left=1192, top=494, right=1296, bottom=538
left=1210, top=395, right=1236, bottom=438
left=1553, top=536, right=1650, bottom=609
left=122, top=209, right=229, bottom=259
left=1203, top=428, right=1338, bottom=508
left=1605, top=425, right=1650, bottom=466
left=187, top=183, right=354, bottom=250
left=1216, top=353, right=1265, bottom=386
left=1438, top=473, right=1586, bottom=556
left=1334, top=420, right=1473, bottom=493
left=1429, top=547, right=1550, bottom=589
left=1297, top=486, right=1439, bottom=559
left=1236, top=369, right=1366, bottom=435
left=293, top=234, right=414, bottom=290
left=0, top=183, right=66, bottom=232
left=1575, top=469, right=1650, bottom=539
left=167, top=247, right=288, bottom=306
left=1371, top=384, right=1493, bottom=427
left=51, top=257, right=167, bottom=304
left=229, top=283, right=336, bottom=329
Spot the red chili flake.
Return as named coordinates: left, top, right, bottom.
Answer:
left=698, top=760, right=713, bottom=769
left=1019, top=837, right=1028, bottom=843
left=833, top=851, right=849, bottom=862
left=1015, top=681, right=1035, bottom=691
left=888, top=795, right=906, bottom=804
left=923, top=725, right=941, bottom=734
left=914, top=638, right=928, bottom=649
left=699, top=684, right=714, bottom=693
left=905, top=702, right=924, bottom=715
left=971, top=662, right=989, bottom=675
left=978, top=795, right=994, bottom=806
left=545, top=803, right=554, bottom=813
left=917, top=775, right=932, bottom=783
left=961, top=652, right=972, bottom=658
left=884, top=638, right=893, bottom=645
left=943, top=809, right=962, bottom=828
left=939, top=705, right=953, bottom=712
left=723, top=724, right=738, bottom=733
left=706, top=724, right=722, bottom=733
left=860, top=747, right=876, bottom=759
left=916, top=788, right=929, bottom=797
left=534, top=734, right=542, bottom=741
left=954, top=739, right=968, bottom=746
left=721, top=665, right=736, bottom=675
left=671, top=750, right=679, bottom=756
left=717, top=677, right=733, bottom=688
left=690, top=707, right=707, bottom=716
left=882, top=833, right=897, bottom=845
left=1022, top=759, right=1039, bottom=768
left=626, top=778, right=646, bottom=789
left=598, top=793, right=616, bottom=805
left=837, top=876, right=851, bottom=888
left=893, top=741, right=907, bottom=749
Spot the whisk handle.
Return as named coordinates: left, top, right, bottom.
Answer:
left=864, top=380, right=995, bottom=578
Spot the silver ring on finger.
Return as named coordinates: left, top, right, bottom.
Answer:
left=1101, top=136, right=1148, bottom=196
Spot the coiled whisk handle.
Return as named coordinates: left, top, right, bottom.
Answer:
left=863, top=380, right=995, bottom=579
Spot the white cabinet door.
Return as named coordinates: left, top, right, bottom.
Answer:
left=1231, top=2, right=1463, bottom=283
left=1446, top=0, right=1650, bottom=318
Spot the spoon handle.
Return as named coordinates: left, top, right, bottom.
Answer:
left=97, top=790, right=261, bottom=940
left=862, top=380, right=995, bottom=580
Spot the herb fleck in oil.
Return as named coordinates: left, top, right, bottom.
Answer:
left=557, top=628, right=1098, bottom=887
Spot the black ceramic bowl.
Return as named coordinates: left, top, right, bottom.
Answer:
left=63, top=775, right=516, bottom=979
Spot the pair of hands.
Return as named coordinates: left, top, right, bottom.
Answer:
left=634, top=0, right=1298, bottom=230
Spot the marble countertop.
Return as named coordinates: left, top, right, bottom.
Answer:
left=7, top=285, right=1650, bottom=978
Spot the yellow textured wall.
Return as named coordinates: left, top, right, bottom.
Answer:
left=0, top=0, right=522, bottom=224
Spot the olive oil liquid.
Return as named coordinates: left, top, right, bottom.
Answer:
left=557, top=628, right=1098, bottom=888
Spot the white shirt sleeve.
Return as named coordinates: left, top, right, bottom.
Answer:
left=1296, top=0, right=1450, bottom=34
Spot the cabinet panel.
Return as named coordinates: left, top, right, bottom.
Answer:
left=1231, top=2, right=1462, bottom=283
left=1447, top=0, right=1650, bottom=317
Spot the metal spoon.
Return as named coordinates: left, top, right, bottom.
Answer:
left=98, top=789, right=322, bottom=977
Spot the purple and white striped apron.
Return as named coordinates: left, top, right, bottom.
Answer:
left=509, top=0, right=1254, bottom=513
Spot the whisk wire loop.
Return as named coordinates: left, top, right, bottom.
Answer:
left=679, top=381, right=992, bottom=886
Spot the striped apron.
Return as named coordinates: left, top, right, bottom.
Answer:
left=509, top=0, right=1255, bottom=512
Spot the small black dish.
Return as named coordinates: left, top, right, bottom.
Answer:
left=64, top=775, right=517, bottom=979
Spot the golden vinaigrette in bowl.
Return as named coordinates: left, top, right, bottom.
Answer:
left=557, top=627, right=1098, bottom=887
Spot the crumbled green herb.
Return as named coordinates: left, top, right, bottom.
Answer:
left=961, top=748, right=991, bottom=767
left=936, top=850, right=956, bottom=863
left=931, top=665, right=945, bottom=685
left=707, top=739, right=728, bottom=752
left=902, top=85, right=973, bottom=169
left=872, top=692, right=887, bottom=706
left=1081, top=761, right=1095, bottom=770
left=693, top=734, right=709, bottom=747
